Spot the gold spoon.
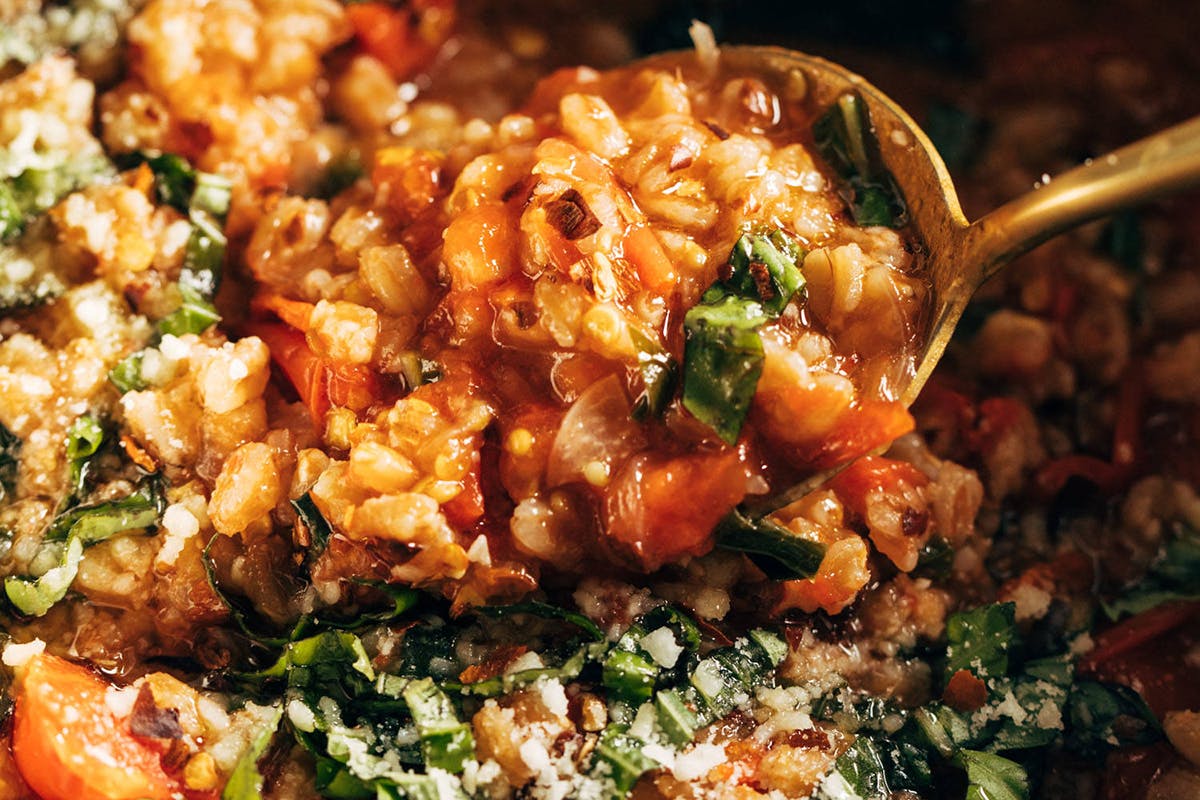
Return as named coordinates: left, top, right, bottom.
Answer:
left=642, top=46, right=1200, bottom=512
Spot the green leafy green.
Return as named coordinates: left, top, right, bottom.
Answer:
left=702, top=229, right=806, bottom=316
left=4, top=536, right=83, bottom=617
left=682, top=296, right=767, bottom=444
left=593, top=726, right=659, bottom=797
left=44, top=478, right=164, bottom=543
left=955, top=749, right=1029, bottom=800
left=158, top=284, right=221, bottom=336
left=473, top=600, right=606, bottom=642
left=945, top=603, right=1017, bottom=682
left=835, top=736, right=892, bottom=799
left=107, top=352, right=148, bottom=393
left=813, top=93, right=907, bottom=228
left=588, top=627, right=788, bottom=797
left=681, top=230, right=806, bottom=443
left=0, top=423, right=19, bottom=505
left=1103, top=525, right=1200, bottom=619
left=629, top=328, right=679, bottom=420
left=402, top=678, right=475, bottom=773
left=6, top=478, right=164, bottom=617
left=0, top=156, right=114, bottom=243
left=714, top=507, right=825, bottom=580
left=314, top=153, right=365, bottom=199
left=64, top=414, right=104, bottom=500
left=1064, top=681, right=1161, bottom=758
left=292, top=492, right=333, bottom=558
left=222, top=706, right=283, bottom=800
left=118, top=153, right=231, bottom=338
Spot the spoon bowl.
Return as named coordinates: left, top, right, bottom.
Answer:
left=639, top=45, right=1200, bottom=510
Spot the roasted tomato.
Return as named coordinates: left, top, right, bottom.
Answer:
left=13, top=654, right=180, bottom=800
left=603, top=448, right=750, bottom=571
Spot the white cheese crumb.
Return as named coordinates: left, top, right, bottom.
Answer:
left=640, top=627, right=683, bottom=669
left=1, top=638, right=45, bottom=667
left=537, top=678, right=570, bottom=719
left=641, top=743, right=675, bottom=768
left=819, top=770, right=865, bottom=800
left=1069, top=632, right=1095, bottom=656
left=1009, top=582, right=1053, bottom=622
left=673, top=743, right=726, bottom=781
left=104, top=684, right=139, bottom=718
left=165, top=502, right=201, bottom=537
left=466, top=535, right=492, bottom=567
left=628, top=702, right=657, bottom=741
left=504, top=651, right=544, bottom=675
left=158, top=334, right=190, bottom=361
left=691, top=659, right=724, bottom=701
left=1036, top=699, right=1064, bottom=731
left=287, top=698, right=317, bottom=732
left=519, top=739, right=552, bottom=773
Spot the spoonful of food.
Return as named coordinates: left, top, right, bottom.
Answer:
left=640, top=45, right=1200, bottom=514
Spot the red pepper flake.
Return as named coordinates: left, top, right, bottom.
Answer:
left=458, top=644, right=529, bottom=684
left=545, top=188, right=601, bottom=240
left=501, top=175, right=537, bottom=205
left=129, top=685, right=184, bottom=741
left=748, top=260, right=775, bottom=302
left=901, top=507, right=930, bottom=537
left=943, top=668, right=988, bottom=711
left=703, top=119, right=731, bottom=140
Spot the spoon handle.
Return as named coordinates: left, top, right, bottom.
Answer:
left=965, top=114, right=1200, bottom=281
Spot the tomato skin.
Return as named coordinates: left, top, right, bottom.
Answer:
left=247, top=321, right=380, bottom=425
left=829, top=455, right=928, bottom=518
left=13, top=654, right=178, bottom=800
left=604, top=449, right=748, bottom=571
left=346, top=1, right=456, bottom=81
left=807, top=400, right=915, bottom=470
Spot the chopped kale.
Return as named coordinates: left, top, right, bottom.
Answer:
left=1102, top=524, right=1200, bottom=618
left=956, top=749, right=1029, bottom=800
left=1064, top=681, right=1161, bottom=759
left=813, top=92, right=907, bottom=228
left=221, top=706, right=283, bottom=800
left=0, top=156, right=114, bottom=244
left=0, top=423, right=19, bottom=505
left=682, top=229, right=805, bottom=443
left=713, top=506, right=825, bottom=580
left=944, top=602, right=1017, bottom=682
left=64, top=414, right=104, bottom=501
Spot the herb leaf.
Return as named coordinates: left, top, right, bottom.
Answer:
left=402, top=678, right=475, bottom=773
left=6, top=478, right=165, bottom=616
left=1064, top=681, right=1161, bottom=758
left=682, top=296, right=767, bottom=443
left=4, top=536, right=83, bottom=617
left=1103, top=525, right=1200, bottom=619
left=813, top=93, right=907, bottom=228
left=64, top=415, right=104, bottom=500
left=836, top=736, right=892, bottom=799
left=682, top=230, right=805, bottom=443
left=44, top=478, right=164, bottom=543
left=0, top=156, right=114, bottom=244
left=0, top=423, right=20, bottom=505
left=714, top=507, right=825, bottom=580
left=955, top=749, right=1029, bottom=800
left=222, top=705, right=283, bottom=800
left=945, top=603, right=1017, bottom=682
